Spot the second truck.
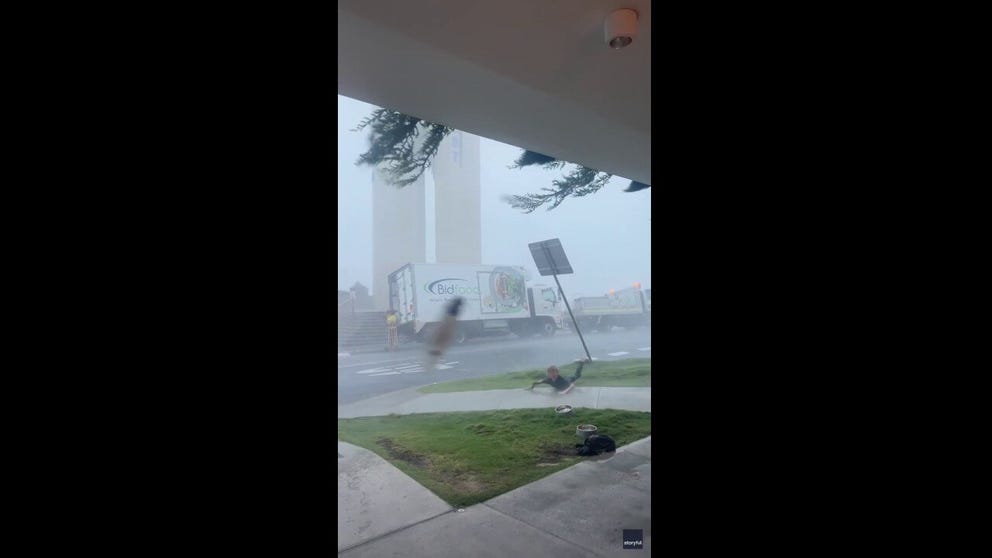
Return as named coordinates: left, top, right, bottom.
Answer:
left=569, top=285, right=651, bottom=331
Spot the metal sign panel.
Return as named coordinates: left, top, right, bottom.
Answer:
left=528, top=238, right=573, bottom=276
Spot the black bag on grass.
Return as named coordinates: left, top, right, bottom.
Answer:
left=576, top=434, right=616, bottom=456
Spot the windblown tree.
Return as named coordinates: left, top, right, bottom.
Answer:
left=353, top=108, right=650, bottom=213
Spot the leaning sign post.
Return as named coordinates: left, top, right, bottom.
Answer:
left=527, top=238, right=592, bottom=362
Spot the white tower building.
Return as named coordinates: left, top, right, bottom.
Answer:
left=371, top=167, right=426, bottom=310
left=370, top=130, right=481, bottom=310
left=431, top=130, right=481, bottom=264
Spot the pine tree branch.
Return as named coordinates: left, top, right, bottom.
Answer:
left=503, top=164, right=613, bottom=213
left=509, top=150, right=566, bottom=170
left=353, top=110, right=647, bottom=213
left=354, top=109, right=453, bottom=186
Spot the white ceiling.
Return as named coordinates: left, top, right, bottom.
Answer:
left=338, top=0, right=651, bottom=185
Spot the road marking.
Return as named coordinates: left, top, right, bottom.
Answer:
left=355, top=367, right=392, bottom=375
left=353, top=360, right=472, bottom=376
left=356, top=360, right=446, bottom=375
left=340, top=357, right=419, bottom=369
left=358, top=364, right=421, bottom=374
left=637, top=347, right=651, bottom=351
left=608, top=351, right=630, bottom=356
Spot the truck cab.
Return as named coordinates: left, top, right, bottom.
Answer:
left=528, top=283, right=564, bottom=329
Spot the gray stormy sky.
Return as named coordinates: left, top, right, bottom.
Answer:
left=337, top=95, right=651, bottom=300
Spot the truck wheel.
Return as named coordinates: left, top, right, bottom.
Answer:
left=509, top=322, right=529, bottom=338
left=539, top=320, right=556, bottom=337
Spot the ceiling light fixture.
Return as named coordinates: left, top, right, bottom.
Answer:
left=605, top=9, right=638, bottom=49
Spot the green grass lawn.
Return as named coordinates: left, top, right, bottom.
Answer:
left=417, top=358, right=651, bottom=394
left=338, top=408, right=651, bottom=507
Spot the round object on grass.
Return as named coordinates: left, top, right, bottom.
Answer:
left=576, top=424, right=598, bottom=439
left=555, top=405, right=573, bottom=415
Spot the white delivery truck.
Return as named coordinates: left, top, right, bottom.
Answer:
left=571, top=286, right=650, bottom=331
left=388, top=263, right=565, bottom=343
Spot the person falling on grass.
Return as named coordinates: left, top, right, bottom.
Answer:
left=527, top=357, right=590, bottom=394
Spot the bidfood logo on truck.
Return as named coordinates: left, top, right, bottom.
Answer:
left=424, top=278, right=480, bottom=296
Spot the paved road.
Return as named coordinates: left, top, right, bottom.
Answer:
left=337, top=328, right=651, bottom=405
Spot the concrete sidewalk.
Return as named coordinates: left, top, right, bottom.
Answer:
left=338, top=441, right=452, bottom=552
left=338, top=436, right=651, bottom=557
left=338, top=385, right=651, bottom=418
left=337, top=385, right=652, bottom=555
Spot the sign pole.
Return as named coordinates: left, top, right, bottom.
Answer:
left=549, top=270, right=591, bottom=362
left=530, top=237, right=589, bottom=362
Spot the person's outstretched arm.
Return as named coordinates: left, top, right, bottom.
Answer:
left=573, top=357, right=590, bottom=379
left=528, top=378, right=550, bottom=390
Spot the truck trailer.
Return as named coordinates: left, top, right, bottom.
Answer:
left=571, top=286, right=650, bottom=331
left=387, top=263, right=565, bottom=343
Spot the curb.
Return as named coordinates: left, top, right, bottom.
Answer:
left=338, top=386, right=653, bottom=419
